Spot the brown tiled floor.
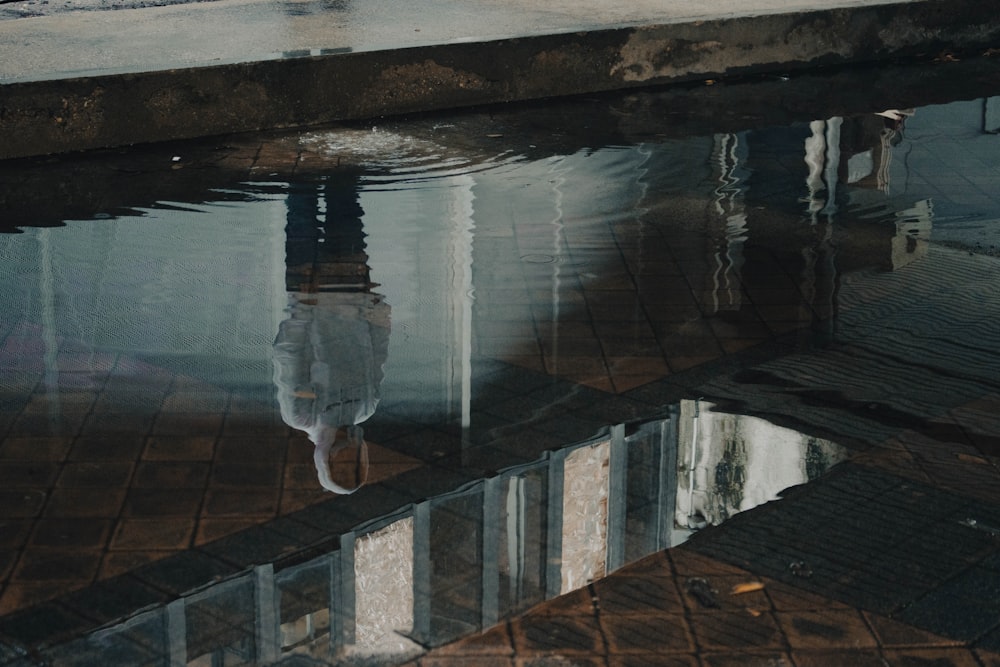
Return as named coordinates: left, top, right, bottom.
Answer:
left=5, top=90, right=1000, bottom=665
left=411, top=546, right=998, bottom=666
left=0, top=359, right=422, bottom=614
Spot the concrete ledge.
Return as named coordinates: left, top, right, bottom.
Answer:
left=2, top=0, right=999, bottom=159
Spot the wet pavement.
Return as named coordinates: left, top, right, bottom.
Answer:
left=3, top=53, right=1000, bottom=665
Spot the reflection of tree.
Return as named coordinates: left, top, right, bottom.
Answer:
left=273, top=176, right=390, bottom=494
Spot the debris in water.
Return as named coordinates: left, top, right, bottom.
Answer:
left=960, top=518, right=1000, bottom=537
left=789, top=561, right=813, bottom=578
left=684, top=577, right=720, bottom=608
left=730, top=581, right=765, bottom=595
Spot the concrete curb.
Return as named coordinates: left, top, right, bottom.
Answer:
left=2, top=0, right=999, bottom=159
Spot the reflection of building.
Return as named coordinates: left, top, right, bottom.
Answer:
left=50, top=404, right=846, bottom=666
left=675, top=399, right=848, bottom=530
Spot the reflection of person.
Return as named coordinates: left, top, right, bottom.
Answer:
left=273, top=176, right=389, bottom=494
left=273, top=290, right=389, bottom=493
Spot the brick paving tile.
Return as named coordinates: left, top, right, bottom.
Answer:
left=202, top=488, right=279, bottom=517
left=424, top=621, right=514, bottom=656
left=0, top=551, right=17, bottom=579
left=763, top=579, right=851, bottom=612
left=700, top=651, right=794, bottom=666
left=11, top=550, right=102, bottom=582
left=141, top=435, right=216, bottom=461
left=0, top=581, right=87, bottom=615
left=669, top=548, right=753, bottom=577
left=790, top=650, right=886, bottom=666
left=0, top=437, right=73, bottom=460
left=29, top=518, right=112, bottom=549
left=775, top=609, right=878, bottom=650
left=67, top=436, right=145, bottom=461
left=688, top=610, right=786, bottom=652
left=0, top=520, right=31, bottom=550
left=131, top=461, right=210, bottom=488
left=0, top=461, right=60, bottom=488
left=44, top=488, right=127, bottom=518
left=418, top=658, right=515, bottom=667
left=516, top=658, right=605, bottom=667
left=97, top=550, right=171, bottom=580
left=606, top=656, right=699, bottom=667
left=978, top=649, right=1000, bottom=666
left=526, top=586, right=597, bottom=618
left=123, top=488, right=203, bottom=517
left=209, top=462, right=282, bottom=487
left=150, top=412, right=223, bottom=436
left=863, top=611, right=964, bottom=648
left=592, top=574, right=685, bottom=615
left=56, top=461, right=134, bottom=487
left=194, top=519, right=268, bottom=546
left=0, top=489, right=45, bottom=520
left=682, top=574, right=771, bottom=614
left=600, top=612, right=694, bottom=654
left=109, top=518, right=195, bottom=551
left=279, top=488, right=329, bottom=514
left=511, top=614, right=605, bottom=656
left=881, top=648, right=983, bottom=666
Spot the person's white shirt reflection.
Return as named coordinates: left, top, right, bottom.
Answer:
left=273, top=290, right=390, bottom=493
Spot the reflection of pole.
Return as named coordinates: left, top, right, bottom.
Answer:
left=822, top=117, right=842, bottom=218
left=166, top=599, right=186, bottom=667
left=255, top=565, right=280, bottom=664
left=984, top=97, right=1000, bottom=134
left=547, top=158, right=568, bottom=376
left=687, top=399, right=699, bottom=528
left=710, top=133, right=748, bottom=313
left=660, top=405, right=680, bottom=549
left=38, top=229, right=60, bottom=420
left=482, top=476, right=502, bottom=629
left=606, top=423, right=627, bottom=573
left=411, top=505, right=431, bottom=644
left=445, top=175, right=476, bottom=438
left=545, top=451, right=565, bottom=599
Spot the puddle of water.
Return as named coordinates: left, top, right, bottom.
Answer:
left=2, top=63, right=1000, bottom=665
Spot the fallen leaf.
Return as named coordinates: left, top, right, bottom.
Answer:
left=731, top=581, right=765, bottom=595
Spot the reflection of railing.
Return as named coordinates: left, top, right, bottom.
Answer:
left=39, top=404, right=845, bottom=666
left=41, top=413, right=678, bottom=666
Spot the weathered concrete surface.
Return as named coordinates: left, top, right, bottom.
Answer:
left=1, top=0, right=999, bottom=159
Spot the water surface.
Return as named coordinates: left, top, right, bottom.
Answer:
left=2, top=63, right=1000, bottom=664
